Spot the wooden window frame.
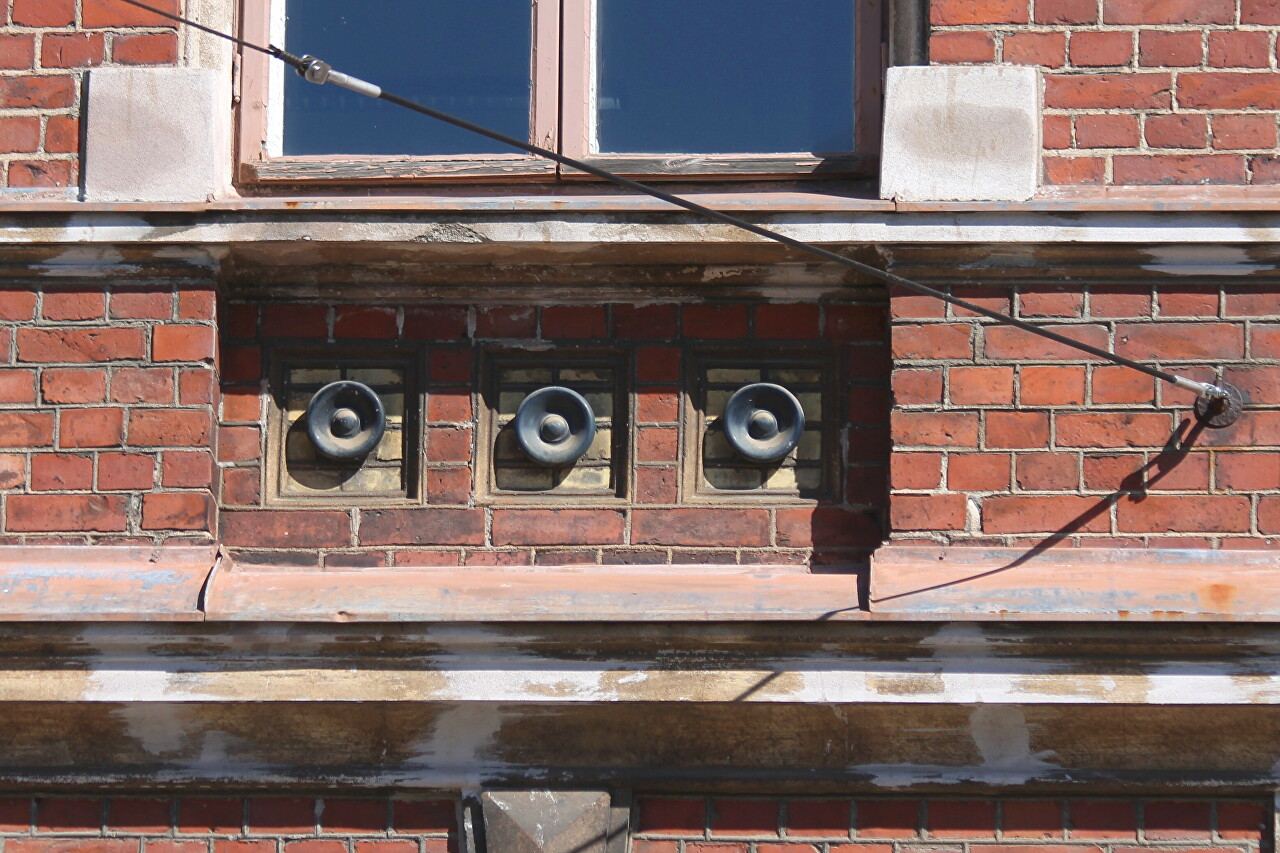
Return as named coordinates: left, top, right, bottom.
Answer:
left=236, top=0, right=883, bottom=186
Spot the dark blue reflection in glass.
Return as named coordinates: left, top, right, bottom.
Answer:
left=597, top=0, right=854, bottom=154
left=282, top=0, right=531, bottom=156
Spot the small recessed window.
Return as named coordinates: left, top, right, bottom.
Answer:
left=239, top=0, right=882, bottom=183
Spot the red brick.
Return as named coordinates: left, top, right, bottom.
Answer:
left=425, top=426, right=471, bottom=463
left=927, top=801, right=996, bottom=839
left=42, top=291, right=103, bottom=322
left=1075, top=114, right=1140, bottom=148
left=493, top=509, right=626, bottom=546
left=984, top=324, right=1108, bottom=360
left=0, top=412, right=52, bottom=448
left=177, top=798, right=243, bottom=835
left=42, top=33, right=105, bottom=67
left=632, top=508, right=769, bottom=546
left=1114, top=153, right=1247, bottom=185
left=1118, top=495, right=1250, bottom=533
left=893, top=369, right=943, bottom=406
left=1002, top=801, right=1064, bottom=838
left=756, top=304, right=821, bottom=339
left=1253, top=324, right=1280, bottom=357
left=893, top=411, right=978, bottom=447
left=776, top=507, right=880, bottom=549
left=128, top=410, right=211, bottom=447
left=932, top=0, right=1028, bottom=24
left=226, top=304, right=258, bottom=337
left=30, top=454, right=93, bottom=491
left=333, top=306, right=397, bottom=339
left=1243, top=0, right=1280, bottom=22
left=178, top=289, right=217, bottom=321
left=1058, top=412, right=1172, bottom=447
left=1144, top=114, right=1207, bottom=149
left=1260, top=497, right=1280, bottom=533
left=638, top=798, right=706, bottom=834
left=1213, top=114, right=1277, bottom=150
left=855, top=801, right=920, bottom=838
left=8, top=495, right=127, bottom=532
left=247, top=798, right=316, bottom=835
left=0, top=116, right=38, bottom=153
left=1016, top=453, right=1080, bottom=491
left=0, top=455, right=25, bottom=490
left=984, top=495, right=1111, bottom=534
left=12, top=0, right=74, bottom=25
left=82, top=0, right=179, bottom=27
left=425, top=468, right=471, bottom=504
left=111, top=289, right=172, bottom=320
left=1091, top=366, right=1155, bottom=404
left=218, top=426, right=261, bottom=463
left=161, top=450, right=213, bottom=488
left=0, top=291, right=35, bottom=321
left=710, top=799, right=778, bottom=836
left=632, top=843, right=681, bottom=853
left=1157, top=287, right=1219, bottom=316
left=222, top=388, right=261, bottom=423
left=1139, top=30, right=1204, bottom=66
left=319, top=799, right=386, bottom=834
left=213, top=843, right=273, bottom=853
left=1208, top=31, right=1271, bottom=68
left=403, top=306, right=465, bottom=340
left=892, top=324, right=972, bottom=359
left=1146, top=450, right=1210, bottom=491
left=1005, top=31, right=1067, bottom=67
left=283, top=842, right=344, bottom=853
left=1116, top=322, right=1243, bottom=359
left=1044, top=73, right=1171, bottom=109
left=141, top=493, right=213, bottom=531
left=113, top=32, right=179, bottom=65
left=153, top=324, right=216, bottom=362
left=1084, top=454, right=1144, bottom=490
left=635, top=466, right=679, bottom=503
left=987, top=411, right=1051, bottom=448
left=9, top=160, right=75, bottom=188
left=786, top=800, right=850, bottom=838
left=1043, top=115, right=1073, bottom=149
left=1091, top=288, right=1152, bottom=317
left=1180, top=72, right=1280, bottom=110
left=353, top=843, right=415, bottom=853
left=221, top=468, right=261, bottom=506
left=11, top=843, right=137, bottom=853
left=425, top=390, right=472, bottom=423
left=1020, top=365, right=1085, bottom=405
left=541, top=305, right=607, bottom=338
left=952, top=286, right=1012, bottom=318
left=684, top=304, right=749, bottom=338
left=182, top=369, right=215, bottom=406
left=1218, top=452, right=1280, bottom=491
left=890, top=493, right=967, bottom=531
left=930, top=31, right=996, bottom=63
left=892, top=287, right=946, bottom=320
left=0, top=368, right=35, bottom=404
left=637, top=387, right=680, bottom=422
left=1070, top=31, right=1133, bottom=66
left=948, top=452, right=1011, bottom=491
left=637, top=426, right=678, bottom=461
left=18, top=328, right=145, bottom=363
left=1217, top=802, right=1267, bottom=840
left=475, top=305, right=535, bottom=338
left=1044, top=156, right=1106, bottom=185
left=950, top=366, right=1014, bottom=405
left=1020, top=288, right=1082, bottom=317
left=146, top=844, right=205, bottom=853
left=1104, top=0, right=1233, bottom=23
left=60, top=407, right=123, bottom=448
left=98, top=453, right=153, bottom=490
left=112, top=368, right=174, bottom=404
left=0, top=798, right=30, bottom=832
left=615, top=304, right=678, bottom=339
left=390, top=800, right=454, bottom=834
left=1037, top=0, right=1096, bottom=21
left=359, top=509, right=485, bottom=546
left=633, top=347, right=679, bottom=382
left=223, top=511, right=351, bottom=548
left=113, top=793, right=172, bottom=829
left=0, top=77, right=76, bottom=109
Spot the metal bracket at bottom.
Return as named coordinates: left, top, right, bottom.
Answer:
left=1194, top=382, right=1247, bottom=428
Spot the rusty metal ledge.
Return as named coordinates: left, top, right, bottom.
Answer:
left=871, top=545, right=1280, bottom=621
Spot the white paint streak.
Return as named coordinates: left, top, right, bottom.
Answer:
left=1142, top=245, right=1273, bottom=277
left=402, top=704, right=510, bottom=788
left=969, top=705, right=1058, bottom=783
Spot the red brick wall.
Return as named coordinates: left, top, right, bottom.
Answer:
left=0, top=284, right=216, bottom=542
left=930, top=0, right=1280, bottom=187
left=633, top=796, right=1269, bottom=850
left=0, top=0, right=180, bottom=190
left=0, top=796, right=455, bottom=853
left=890, top=283, right=1280, bottom=546
left=218, top=300, right=889, bottom=569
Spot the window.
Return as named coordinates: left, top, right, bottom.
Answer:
left=237, top=0, right=883, bottom=184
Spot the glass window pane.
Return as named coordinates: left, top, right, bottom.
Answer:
left=595, top=0, right=855, bottom=155
left=282, top=0, right=532, bottom=156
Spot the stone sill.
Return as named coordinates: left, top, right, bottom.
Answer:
left=3, top=545, right=1279, bottom=623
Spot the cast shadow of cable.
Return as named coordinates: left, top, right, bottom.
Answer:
left=866, top=416, right=1208, bottom=608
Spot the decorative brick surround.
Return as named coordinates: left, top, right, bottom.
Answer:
left=633, top=797, right=1269, bottom=852
left=890, top=281, right=1280, bottom=546
left=930, top=0, right=1280, bottom=186
left=0, top=0, right=180, bottom=189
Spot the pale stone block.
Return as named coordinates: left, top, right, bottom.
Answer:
left=84, top=68, right=228, bottom=203
left=880, top=65, right=1041, bottom=202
